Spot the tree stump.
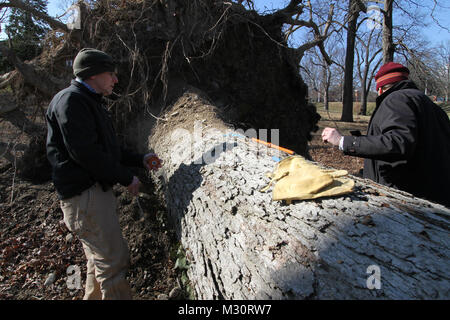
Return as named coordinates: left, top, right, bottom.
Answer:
left=149, top=87, right=450, bottom=300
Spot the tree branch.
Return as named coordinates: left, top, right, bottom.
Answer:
left=0, top=0, right=69, bottom=32
left=272, top=0, right=304, bottom=19
left=0, top=43, right=65, bottom=97
left=292, top=3, right=334, bottom=66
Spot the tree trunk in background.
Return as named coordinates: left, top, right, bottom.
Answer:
left=382, top=0, right=394, bottom=64
left=149, top=87, right=450, bottom=300
left=359, top=76, right=367, bottom=115
left=446, top=55, right=449, bottom=102
left=323, top=65, right=330, bottom=111
left=341, top=0, right=360, bottom=123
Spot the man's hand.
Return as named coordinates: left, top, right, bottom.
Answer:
left=127, top=176, right=141, bottom=196
left=143, top=153, right=163, bottom=171
left=321, top=127, right=343, bottom=147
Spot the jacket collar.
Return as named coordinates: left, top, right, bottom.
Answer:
left=376, top=80, right=418, bottom=106
left=75, top=77, right=97, bottom=93
left=369, top=80, right=418, bottom=129
left=70, top=79, right=103, bottom=102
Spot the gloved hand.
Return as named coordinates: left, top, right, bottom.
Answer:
left=143, top=153, right=163, bottom=171
left=127, top=176, right=141, bottom=196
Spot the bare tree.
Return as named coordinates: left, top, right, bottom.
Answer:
left=301, top=48, right=332, bottom=108
left=279, top=0, right=335, bottom=65
left=301, top=34, right=345, bottom=110
left=341, top=0, right=430, bottom=119
left=300, top=54, right=323, bottom=103
left=355, top=15, right=382, bottom=115
left=435, top=41, right=450, bottom=102
left=380, top=0, right=394, bottom=63
left=402, top=40, right=450, bottom=101
left=341, top=0, right=367, bottom=122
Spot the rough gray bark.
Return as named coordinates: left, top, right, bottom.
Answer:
left=149, top=88, right=450, bottom=300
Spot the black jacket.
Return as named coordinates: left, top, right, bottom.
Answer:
left=343, top=80, right=450, bottom=207
left=46, top=80, right=144, bottom=199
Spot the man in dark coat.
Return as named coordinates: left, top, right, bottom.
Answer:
left=321, top=62, right=450, bottom=207
left=46, top=48, right=162, bottom=299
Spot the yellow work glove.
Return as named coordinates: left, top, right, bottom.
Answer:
left=261, top=156, right=354, bottom=203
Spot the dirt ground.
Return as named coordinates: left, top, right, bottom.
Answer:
left=0, top=111, right=182, bottom=299
left=0, top=156, right=182, bottom=300
left=0, top=108, right=368, bottom=300
left=309, top=110, right=368, bottom=176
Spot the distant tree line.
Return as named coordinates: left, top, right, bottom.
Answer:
left=296, top=0, right=449, bottom=120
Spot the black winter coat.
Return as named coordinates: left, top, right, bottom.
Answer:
left=343, top=80, right=450, bottom=207
left=46, top=80, right=144, bottom=199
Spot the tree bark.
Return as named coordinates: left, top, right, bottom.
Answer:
left=359, top=76, right=367, bottom=115
left=322, top=64, right=330, bottom=111
left=149, top=87, right=450, bottom=300
left=341, top=0, right=361, bottom=123
left=382, top=0, right=394, bottom=64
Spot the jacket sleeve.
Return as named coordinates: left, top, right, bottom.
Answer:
left=120, top=147, right=145, bottom=168
left=55, top=93, right=134, bottom=187
left=343, top=92, right=418, bottom=162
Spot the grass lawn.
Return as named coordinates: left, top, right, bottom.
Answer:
left=312, top=102, right=372, bottom=137
left=315, top=101, right=450, bottom=119
left=314, top=101, right=376, bottom=116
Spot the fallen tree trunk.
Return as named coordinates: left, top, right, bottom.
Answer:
left=149, top=87, right=450, bottom=300
left=0, top=44, right=66, bottom=98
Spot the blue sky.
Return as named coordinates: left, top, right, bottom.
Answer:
left=251, top=0, right=449, bottom=47
left=43, top=0, right=450, bottom=47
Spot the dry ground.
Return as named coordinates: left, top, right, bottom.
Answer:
left=0, top=156, right=181, bottom=300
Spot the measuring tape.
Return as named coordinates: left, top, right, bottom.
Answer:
left=146, top=155, right=162, bottom=170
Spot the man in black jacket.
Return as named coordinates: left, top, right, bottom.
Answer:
left=46, top=48, right=161, bottom=299
left=321, top=62, right=450, bottom=207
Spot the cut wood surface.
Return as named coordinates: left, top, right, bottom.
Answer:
left=150, top=88, right=450, bottom=299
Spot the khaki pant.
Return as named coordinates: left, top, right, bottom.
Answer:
left=60, top=183, right=132, bottom=300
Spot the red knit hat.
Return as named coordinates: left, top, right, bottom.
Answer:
left=375, top=62, right=409, bottom=91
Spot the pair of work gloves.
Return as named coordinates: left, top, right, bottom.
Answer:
left=261, top=156, right=354, bottom=204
